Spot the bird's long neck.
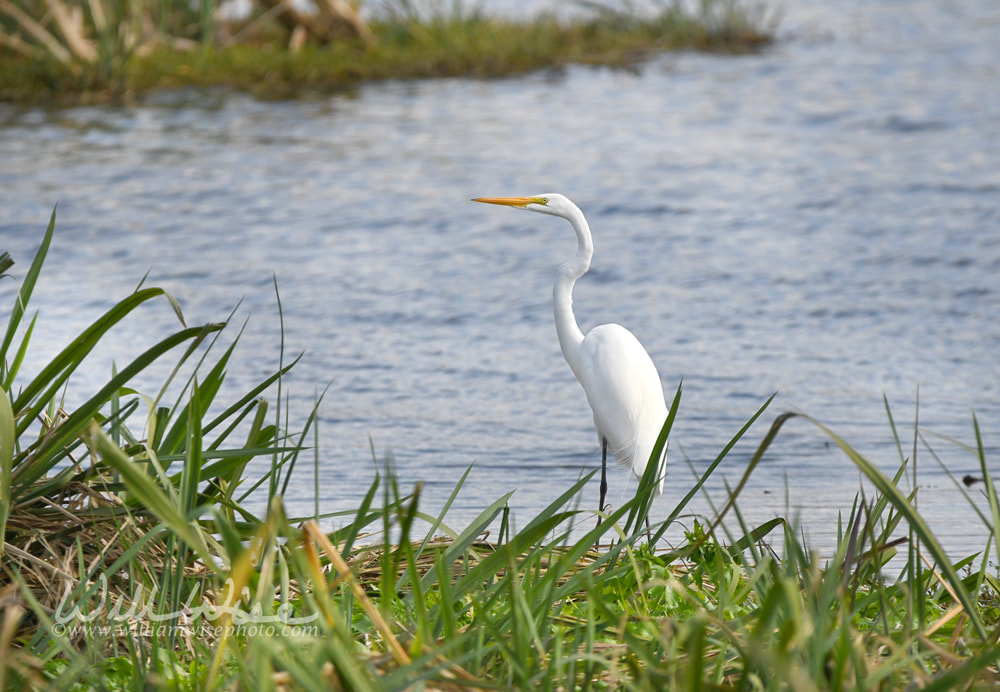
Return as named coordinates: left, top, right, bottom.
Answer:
left=553, top=205, right=593, bottom=378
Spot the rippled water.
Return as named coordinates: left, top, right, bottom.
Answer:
left=1, top=0, right=998, bottom=557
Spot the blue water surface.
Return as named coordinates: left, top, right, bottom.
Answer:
left=1, top=0, right=998, bottom=557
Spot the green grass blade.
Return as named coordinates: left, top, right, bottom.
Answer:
left=660, top=406, right=787, bottom=559
left=12, top=323, right=224, bottom=493
left=626, top=381, right=681, bottom=535
left=920, top=646, right=1000, bottom=692
left=3, top=313, right=36, bottom=393
left=279, top=382, right=329, bottom=497
left=517, top=471, right=595, bottom=540
left=803, top=414, right=987, bottom=640
left=1, top=206, right=55, bottom=381
left=0, top=386, right=14, bottom=558
left=971, top=411, right=1000, bottom=573
left=84, top=423, right=217, bottom=571
left=394, top=464, right=474, bottom=594
left=414, top=465, right=472, bottom=556
left=12, top=287, right=189, bottom=419
left=203, top=355, right=300, bottom=437
left=727, top=517, right=785, bottom=557
left=181, top=380, right=203, bottom=516
left=660, top=392, right=775, bottom=533
left=419, top=489, right=516, bottom=593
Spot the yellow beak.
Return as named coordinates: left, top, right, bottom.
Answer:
left=472, top=196, right=540, bottom=207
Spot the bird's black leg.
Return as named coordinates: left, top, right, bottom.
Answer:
left=597, top=437, right=609, bottom=527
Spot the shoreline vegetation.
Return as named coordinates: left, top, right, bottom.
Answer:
left=3, top=214, right=1000, bottom=689
left=0, top=0, right=775, bottom=104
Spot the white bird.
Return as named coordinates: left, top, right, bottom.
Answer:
left=473, top=193, right=668, bottom=520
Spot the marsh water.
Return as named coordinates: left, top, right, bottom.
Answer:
left=1, top=0, right=998, bottom=557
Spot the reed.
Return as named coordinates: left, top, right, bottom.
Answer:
left=1, top=210, right=998, bottom=690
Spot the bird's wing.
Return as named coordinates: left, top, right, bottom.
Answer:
left=577, top=323, right=666, bottom=471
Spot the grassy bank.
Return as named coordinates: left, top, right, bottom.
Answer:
left=3, top=213, right=1000, bottom=690
left=0, top=0, right=773, bottom=103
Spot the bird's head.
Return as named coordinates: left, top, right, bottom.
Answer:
left=472, top=193, right=577, bottom=218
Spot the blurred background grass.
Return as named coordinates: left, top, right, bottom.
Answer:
left=0, top=0, right=774, bottom=101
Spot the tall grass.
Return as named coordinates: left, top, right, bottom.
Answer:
left=2, top=211, right=998, bottom=689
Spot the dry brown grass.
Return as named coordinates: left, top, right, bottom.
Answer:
left=1, top=455, right=219, bottom=656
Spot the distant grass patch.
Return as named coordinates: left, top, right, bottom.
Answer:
left=0, top=0, right=774, bottom=103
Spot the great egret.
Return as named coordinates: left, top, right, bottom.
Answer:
left=473, top=194, right=668, bottom=520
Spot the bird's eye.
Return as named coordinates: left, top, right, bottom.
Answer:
left=539, top=197, right=549, bottom=204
